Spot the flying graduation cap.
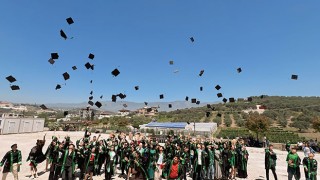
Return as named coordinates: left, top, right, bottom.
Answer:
left=144, top=102, right=148, bottom=106
left=85, top=62, right=93, bottom=70
left=88, top=101, right=94, bottom=106
left=185, top=96, right=189, bottom=101
left=291, top=74, right=298, bottom=80
left=169, top=60, right=174, bottom=65
left=200, top=87, right=203, bottom=91
left=190, top=37, right=195, bottom=42
left=237, top=68, right=242, bottom=73
left=100, top=95, right=103, bottom=99
left=229, top=97, right=235, bottom=103
left=72, top=66, right=77, bottom=70
left=135, top=86, right=139, bottom=90
left=88, top=53, right=95, bottom=60
left=40, top=104, right=47, bottom=110
left=217, top=93, right=223, bottom=98
left=48, top=58, right=55, bottom=65
left=111, top=95, right=117, bottom=102
left=168, top=104, right=172, bottom=108
left=215, top=85, right=221, bottom=90
left=6, top=75, right=16, bottom=83
left=51, top=53, right=59, bottom=59
left=196, top=101, right=200, bottom=105
left=111, top=68, right=120, bottom=77
left=62, top=72, right=70, bottom=80
left=89, top=96, right=93, bottom=100
left=247, top=97, right=253, bottom=102
left=66, top=17, right=74, bottom=25
left=60, top=29, right=67, bottom=40
left=222, top=98, right=228, bottom=103
left=118, top=93, right=126, bottom=99
left=95, top=101, right=102, bottom=108
left=90, top=91, right=93, bottom=95
left=191, top=98, right=197, bottom=103
left=10, top=85, right=20, bottom=91
left=159, top=94, right=164, bottom=99
left=199, top=70, right=204, bottom=76
left=55, top=84, right=61, bottom=90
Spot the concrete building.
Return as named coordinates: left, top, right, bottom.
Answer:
left=118, top=109, right=131, bottom=117
left=136, top=106, right=158, bottom=116
left=243, top=105, right=266, bottom=114
left=0, top=117, right=45, bottom=135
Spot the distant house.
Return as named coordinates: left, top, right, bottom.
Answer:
left=243, top=105, right=266, bottom=114
left=118, top=109, right=131, bottom=117
left=98, top=111, right=115, bottom=119
left=136, top=106, right=158, bottom=117
left=0, top=101, right=14, bottom=109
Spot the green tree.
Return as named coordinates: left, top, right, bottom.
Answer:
left=291, top=120, right=310, bottom=132
left=312, top=116, right=320, bottom=132
left=245, top=113, right=270, bottom=140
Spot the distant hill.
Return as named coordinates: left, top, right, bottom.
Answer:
left=45, top=101, right=215, bottom=112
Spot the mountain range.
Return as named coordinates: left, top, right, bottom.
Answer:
left=46, top=101, right=216, bottom=112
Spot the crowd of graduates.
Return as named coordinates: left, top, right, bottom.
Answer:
left=0, top=129, right=318, bottom=180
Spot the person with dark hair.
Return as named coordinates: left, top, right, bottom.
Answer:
left=237, top=145, right=249, bottom=178
left=27, top=134, right=46, bottom=178
left=60, top=143, right=77, bottom=180
left=0, top=144, right=22, bottom=180
left=286, top=146, right=301, bottom=180
left=265, top=144, right=278, bottom=180
left=166, top=155, right=183, bottom=180
left=303, top=153, right=317, bottom=180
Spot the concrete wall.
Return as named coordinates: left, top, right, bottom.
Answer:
left=0, top=118, right=45, bottom=135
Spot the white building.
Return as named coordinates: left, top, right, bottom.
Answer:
left=0, top=117, right=45, bottom=135
left=242, top=105, right=266, bottom=114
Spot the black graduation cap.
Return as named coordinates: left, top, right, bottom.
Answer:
left=123, top=104, right=128, bottom=108
left=206, top=112, right=210, bottom=117
left=89, top=96, right=93, bottom=100
left=6, top=75, right=16, bottom=83
left=63, top=111, right=68, bottom=117
left=72, top=66, right=77, bottom=70
left=200, top=87, right=203, bottom=91
left=111, top=68, right=120, bottom=77
left=190, top=37, right=195, bottom=42
left=247, top=97, right=253, bottom=102
left=159, top=94, right=164, bottom=99
left=222, top=98, right=228, bottom=103
left=100, top=95, right=103, bottom=99
left=135, top=86, right=139, bottom=90
left=60, top=29, right=67, bottom=40
left=90, top=80, right=93, bottom=84
left=169, top=60, right=174, bottom=65
left=85, top=62, right=93, bottom=69
left=55, top=84, right=61, bottom=90
left=111, top=95, right=117, bottom=102
left=40, top=104, right=47, bottom=110
left=217, top=93, right=223, bottom=98
left=168, top=104, right=172, bottom=108
left=196, top=101, right=200, bottom=105
left=95, top=101, right=102, bottom=108
left=237, top=68, right=242, bottom=73
left=90, top=91, right=93, bottom=95
left=48, top=58, right=55, bottom=65
left=199, top=70, right=204, bottom=76
left=66, top=17, right=74, bottom=25
left=185, top=96, right=189, bottom=101
left=118, top=93, right=126, bottom=99
left=88, top=53, right=95, bottom=60
left=90, top=64, right=94, bottom=70
left=62, top=72, right=70, bottom=81
left=229, top=98, right=235, bottom=103
left=215, top=85, right=221, bottom=90
left=51, top=53, right=59, bottom=59
left=207, top=104, right=212, bottom=109
left=191, top=98, right=197, bottom=103
left=10, top=85, right=20, bottom=90
left=187, top=122, right=190, bottom=125
left=88, top=101, right=94, bottom=106
left=144, top=102, right=148, bottom=106
left=291, top=74, right=298, bottom=80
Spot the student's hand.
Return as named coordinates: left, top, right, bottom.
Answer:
left=305, top=167, right=308, bottom=171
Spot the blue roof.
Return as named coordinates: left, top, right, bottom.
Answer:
left=145, top=122, right=187, bottom=129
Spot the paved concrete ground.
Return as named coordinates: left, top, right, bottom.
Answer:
left=0, top=131, right=319, bottom=180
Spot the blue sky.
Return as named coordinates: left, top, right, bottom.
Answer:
left=1, top=0, right=320, bottom=104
